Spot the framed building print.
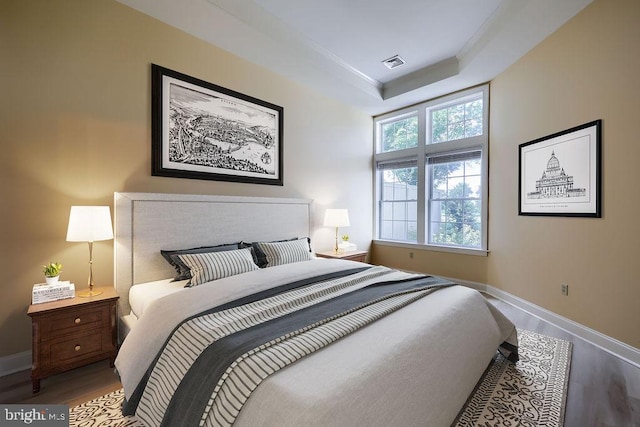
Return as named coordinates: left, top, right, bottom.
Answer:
left=151, top=64, right=283, bottom=186
left=519, top=120, right=601, bottom=217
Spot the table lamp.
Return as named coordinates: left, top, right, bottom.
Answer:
left=323, top=209, right=350, bottom=254
left=66, top=206, right=113, bottom=297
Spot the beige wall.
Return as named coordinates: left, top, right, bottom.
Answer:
left=371, top=245, right=488, bottom=284
left=373, top=0, right=640, bottom=350
left=0, top=0, right=373, bottom=357
left=489, top=0, right=640, bottom=348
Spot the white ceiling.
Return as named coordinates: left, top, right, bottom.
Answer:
left=117, top=0, right=593, bottom=115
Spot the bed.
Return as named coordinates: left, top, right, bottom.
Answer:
left=113, top=192, right=518, bottom=427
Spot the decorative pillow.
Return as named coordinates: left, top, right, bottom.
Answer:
left=178, top=247, right=259, bottom=287
left=252, top=238, right=313, bottom=268
left=247, top=237, right=311, bottom=268
left=161, top=243, right=241, bottom=281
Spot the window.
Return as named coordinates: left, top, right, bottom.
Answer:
left=378, top=160, right=418, bottom=242
left=374, top=86, right=488, bottom=254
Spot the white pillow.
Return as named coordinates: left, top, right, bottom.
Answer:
left=178, top=247, right=259, bottom=287
left=254, top=238, right=313, bottom=267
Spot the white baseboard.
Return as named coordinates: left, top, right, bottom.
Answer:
left=485, top=284, right=640, bottom=369
left=0, top=350, right=31, bottom=378
left=437, top=275, right=640, bottom=369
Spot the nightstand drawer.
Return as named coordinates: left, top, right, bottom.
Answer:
left=40, top=304, right=107, bottom=339
left=43, top=329, right=105, bottom=368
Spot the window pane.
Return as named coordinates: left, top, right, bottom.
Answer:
left=449, top=104, right=465, bottom=124
left=465, top=200, right=482, bottom=223
left=465, top=175, right=481, bottom=197
left=444, top=200, right=460, bottom=222
left=448, top=122, right=465, bottom=140
left=430, top=98, right=483, bottom=144
left=379, top=165, right=418, bottom=242
left=381, top=201, right=393, bottom=218
left=381, top=116, right=418, bottom=152
left=380, top=220, right=393, bottom=239
left=430, top=222, right=445, bottom=244
left=394, top=183, right=407, bottom=200
left=446, top=177, right=464, bottom=198
left=465, top=100, right=482, bottom=119
left=406, top=222, right=417, bottom=242
left=465, top=158, right=481, bottom=175
left=393, top=201, right=406, bottom=219
left=392, top=221, right=406, bottom=240
left=382, top=181, right=394, bottom=200
left=431, top=200, right=443, bottom=221
left=465, top=119, right=482, bottom=138
left=431, top=109, right=447, bottom=143
left=407, top=201, right=417, bottom=221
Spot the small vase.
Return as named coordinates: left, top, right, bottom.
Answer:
left=45, top=276, right=59, bottom=285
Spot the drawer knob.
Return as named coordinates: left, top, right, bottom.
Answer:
left=74, top=345, right=81, bottom=351
left=74, top=317, right=81, bottom=324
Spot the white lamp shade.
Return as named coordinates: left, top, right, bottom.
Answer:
left=323, top=209, right=350, bottom=228
left=66, top=206, right=114, bottom=242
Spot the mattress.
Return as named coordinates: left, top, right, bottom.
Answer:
left=128, top=278, right=188, bottom=318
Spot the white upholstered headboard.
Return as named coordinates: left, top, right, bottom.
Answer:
left=114, top=192, right=312, bottom=316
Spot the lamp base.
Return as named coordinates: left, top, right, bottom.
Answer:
left=78, top=289, right=103, bottom=298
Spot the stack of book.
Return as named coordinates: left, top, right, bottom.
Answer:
left=32, top=281, right=75, bottom=304
left=338, top=241, right=357, bottom=253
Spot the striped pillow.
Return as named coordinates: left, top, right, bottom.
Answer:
left=253, top=238, right=313, bottom=267
left=178, top=248, right=259, bottom=287
left=161, top=243, right=242, bottom=281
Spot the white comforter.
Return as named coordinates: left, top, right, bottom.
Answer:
left=115, top=259, right=517, bottom=427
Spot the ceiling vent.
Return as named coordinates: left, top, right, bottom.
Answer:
left=382, top=55, right=406, bottom=70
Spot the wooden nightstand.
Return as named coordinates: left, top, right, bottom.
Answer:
left=316, top=250, right=368, bottom=263
left=27, top=286, right=119, bottom=393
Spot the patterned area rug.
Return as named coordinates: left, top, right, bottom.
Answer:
left=454, top=329, right=572, bottom=427
left=70, top=329, right=571, bottom=427
left=70, top=388, right=141, bottom=427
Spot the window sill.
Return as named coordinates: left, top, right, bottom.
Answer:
left=373, top=239, right=489, bottom=257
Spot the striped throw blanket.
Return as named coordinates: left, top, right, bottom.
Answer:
left=122, top=266, right=456, bottom=427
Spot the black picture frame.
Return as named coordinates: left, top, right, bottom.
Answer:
left=518, top=120, right=601, bottom=217
left=151, top=64, right=283, bottom=186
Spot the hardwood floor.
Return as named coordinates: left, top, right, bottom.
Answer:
left=1, top=295, right=639, bottom=426
left=487, top=296, right=640, bottom=427
left=0, top=360, right=120, bottom=407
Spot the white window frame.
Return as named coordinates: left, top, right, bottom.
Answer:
left=373, top=85, right=489, bottom=256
